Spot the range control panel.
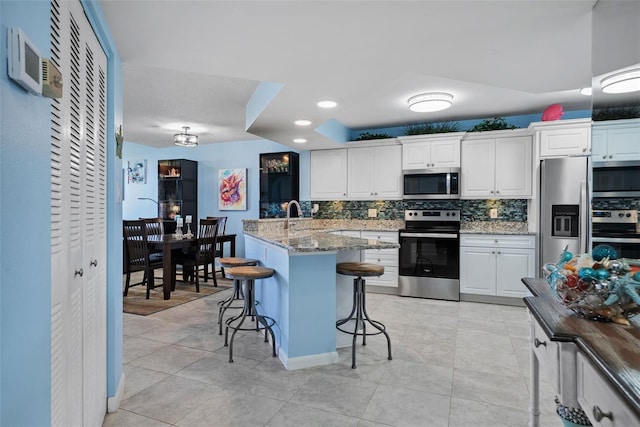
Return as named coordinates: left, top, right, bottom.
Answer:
left=404, top=209, right=460, bottom=222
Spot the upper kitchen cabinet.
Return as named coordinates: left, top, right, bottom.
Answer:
left=398, top=133, right=465, bottom=170
left=461, top=130, right=533, bottom=198
left=591, top=118, right=640, bottom=164
left=310, top=149, right=348, bottom=200
left=531, top=118, right=592, bottom=158
left=348, top=144, right=402, bottom=199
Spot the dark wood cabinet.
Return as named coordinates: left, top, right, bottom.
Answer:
left=259, top=152, right=299, bottom=218
left=158, top=159, right=197, bottom=233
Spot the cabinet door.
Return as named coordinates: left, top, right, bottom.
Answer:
left=430, top=138, right=461, bottom=168
left=461, top=139, right=495, bottom=197
left=607, top=127, right=640, bottom=161
left=373, top=145, right=402, bottom=199
left=310, top=149, right=347, bottom=200
left=460, top=246, right=496, bottom=295
left=347, top=147, right=375, bottom=199
left=496, top=248, right=534, bottom=297
left=591, top=130, right=607, bottom=161
left=539, top=126, right=590, bottom=157
left=402, top=141, right=430, bottom=170
left=494, top=136, right=532, bottom=198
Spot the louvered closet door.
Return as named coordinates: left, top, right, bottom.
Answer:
left=50, top=0, right=107, bottom=425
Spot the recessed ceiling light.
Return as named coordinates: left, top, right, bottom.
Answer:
left=601, top=68, right=640, bottom=94
left=294, top=119, right=312, bottom=126
left=579, top=87, right=592, bottom=96
left=293, top=138, right=307, bottom=144
left=407, top=92, right=453, bottom=112
left=317, top=100, right=337, bottom=109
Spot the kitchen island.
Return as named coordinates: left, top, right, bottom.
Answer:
left=241, top=219, right=400, bottom=370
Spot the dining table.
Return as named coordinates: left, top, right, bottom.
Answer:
left=147, top=233, right=237, bottom=300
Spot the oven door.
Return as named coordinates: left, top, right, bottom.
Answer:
left=592, top=237, right=640, bottom=260
left=399, top=232, right=460, bottom=278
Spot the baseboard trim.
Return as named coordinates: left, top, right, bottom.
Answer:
left=107, top=372, right=125, bottom=413
left=278, top=348, right=339, bottom=370
left=460, top=293, right=525, bottom=307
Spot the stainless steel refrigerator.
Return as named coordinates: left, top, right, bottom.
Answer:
left=539, top=157, right=591, bottom=271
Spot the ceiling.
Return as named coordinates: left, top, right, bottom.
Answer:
left=99, top=0, right=599, bottom=151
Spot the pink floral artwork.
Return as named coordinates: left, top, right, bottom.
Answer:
left=218, top=168, right=247, bottom=210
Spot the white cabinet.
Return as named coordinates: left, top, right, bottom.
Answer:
left=347, top=145, right=402, bottom=199
left=310, top=149, right=348, bottom=200
left=577, top=352, right=640, bottom=427
left=460, top=234, right=535, bottom=297
left=532, top=118, right=592, bottom=158
left=399, top=133, right=464, bottom=170
left=360, top=231, right=399, bottom=288
left=591, top=119, right=640, bottom=163
left=461, top=134, right=533, bottom=198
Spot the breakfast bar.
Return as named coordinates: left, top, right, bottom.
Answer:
left=242, top=219, right=399, bottom=370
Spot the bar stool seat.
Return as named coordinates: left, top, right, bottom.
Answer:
left=217, top=257, right=259, bottom=335
left=223, top=266, right=277, bottom=363
left=336, top=262, right=392, bottom=369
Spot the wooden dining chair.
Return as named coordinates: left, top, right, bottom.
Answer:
left=123, top=219, right=164, bottom=299
left=207, top=216, right=228, bottom=280
left=174, top=218, right=220, bottom=291
left=140, top=217, right=164, bottom=261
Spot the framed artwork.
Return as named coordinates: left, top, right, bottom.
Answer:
left=218, top=168, right=247, bottom=210
left=127, top=159, right=147, bottom=184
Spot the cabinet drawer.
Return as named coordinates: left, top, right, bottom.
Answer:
left=363, top=250, right=398, bottom=266
left=531, top=316, right=559, bottom=392
left=365, top=266, right=398, bottom=288
left=360, top=230, right=399, bottom=243
left=461, top=234, right=534, bottom=249
left=577, top=352, right=640, bottom=427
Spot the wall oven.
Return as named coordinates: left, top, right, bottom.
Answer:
left=402, top=168, right=460, bottom=199
left=592, top=161, right=640, bottom=198
left=592, top=209, right=640, bottom=259
left=398, top=209, right=460, bottom=301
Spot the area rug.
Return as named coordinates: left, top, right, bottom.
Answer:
left=123, top=271, right=233, bottom=316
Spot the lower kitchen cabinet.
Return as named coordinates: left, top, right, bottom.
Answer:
left=460, top=234, right=535, bottom=298
left=334, top=230, right=399, bottom=288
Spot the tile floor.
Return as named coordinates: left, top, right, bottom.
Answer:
left=104, top=282, right=564, bottom=427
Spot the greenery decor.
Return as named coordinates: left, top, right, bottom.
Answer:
left=469, top=117, right=519, bottom=132
left=355, top=132, right=393, bottom=141
left=404, top=121, right=461, bottom=135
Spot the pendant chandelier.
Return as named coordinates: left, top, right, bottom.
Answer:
left=174, top=126, right=198, bottom=147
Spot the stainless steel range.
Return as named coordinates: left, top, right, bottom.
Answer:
left=398, top=209, right=460, bottom=301
left=592, top=209, right=640, bottom=259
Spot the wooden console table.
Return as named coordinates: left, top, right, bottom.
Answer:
left=523, top=277, right=640, bottom=426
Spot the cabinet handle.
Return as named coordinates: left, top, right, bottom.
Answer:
left=592, top=406, right=613, bottom=422
left=491, top=251, right=495, bottom=254
left=497, top=251, right=501, bottom=254
left=609, top=155, right=613, bottom=159
left=582, top=148, right=587, bottom=152
left=490, top=190, right=494, bottom=194
left=534, top=338, right=546, bottom=348
left=74, top=268, right=84, bottom=278
left=90, top=259, right=98, bottom=267
left=495, top=190, right=500, bottom=194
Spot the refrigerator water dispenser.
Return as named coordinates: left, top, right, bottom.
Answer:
left=551, top=205, right=579, bottom=237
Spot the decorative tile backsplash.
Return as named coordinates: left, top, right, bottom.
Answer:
left=305, top=199, right=528, bottom=223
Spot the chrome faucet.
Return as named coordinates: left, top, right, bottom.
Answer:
left=284, top=200, right=302, bottom=230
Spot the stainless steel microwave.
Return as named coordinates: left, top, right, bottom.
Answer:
left=592, top=161, right=640, bottom=198
left=402, top=168, right=460, bottom=199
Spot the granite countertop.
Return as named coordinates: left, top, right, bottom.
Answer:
left=244, top=229, right=400, bottom=253
left=243, top=218, right=403, bottom=235
left=460, top=221, right=534, bottom=235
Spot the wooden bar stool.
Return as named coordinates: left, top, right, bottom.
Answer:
left=223, top=265, right=277, bottom=363
left=336, top=262, right=392, bottom=369
left=217, top=257, right=258, bottom=335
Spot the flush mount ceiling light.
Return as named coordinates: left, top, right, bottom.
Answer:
left=293, top=138, right=307, bottom=144
left=294, top=119, right=312, bottom=126
left=408, top=92, right=454, bottom=112
left=317, top=100, right=337, bottom=109
left=601, top=68, right=640, bottom=94
left=173, top=126, right=198, bottom=147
